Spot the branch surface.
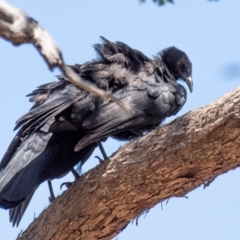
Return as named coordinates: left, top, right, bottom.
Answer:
left=17, top=87, right=240, bottom=240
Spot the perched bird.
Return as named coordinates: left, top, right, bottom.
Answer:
left=0, top=36, right=193, bottom=226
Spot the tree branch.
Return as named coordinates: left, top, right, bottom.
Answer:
left=17, top=87, right=240, bottom=240
left=0, top=0, right=132, bottom=113
left=0, top=0, right=62, bottom=69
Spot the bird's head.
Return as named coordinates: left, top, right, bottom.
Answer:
left=161, top=46, right=193, bottom=92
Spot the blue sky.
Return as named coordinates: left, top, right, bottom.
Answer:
left=0, top=0, right=240, bottom=239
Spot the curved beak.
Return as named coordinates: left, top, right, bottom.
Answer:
left=185, top=76, right=193, bottom=93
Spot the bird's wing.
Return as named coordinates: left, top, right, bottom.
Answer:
left=0, top=80, right=64, bottom=172
left=75, top=81, right=187, bottom=151
left=15, top=37, right=153, bottom=138
left=14, top=80, right=90, bottom=138
left=0, top=79, right=84, bottom=172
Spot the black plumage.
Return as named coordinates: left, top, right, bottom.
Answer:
left=0, top=36, right=193, bottom=226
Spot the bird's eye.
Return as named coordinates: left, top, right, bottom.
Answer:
left=178, top=61, right=182, bottom=67
left=178, top=61, right=185, bottom=71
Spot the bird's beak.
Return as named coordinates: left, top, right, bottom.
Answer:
left=185, top=76, right=193, bottom=93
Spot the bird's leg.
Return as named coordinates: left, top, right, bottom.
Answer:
left=71, top=168, right=80, bottom=180
left=60, top=168, right=80, bottom=190
left=60, top=142, right=107, bottom=190
left=95, top=140, right=108, bottom=163
left=47, top=180, right=55, bottom=203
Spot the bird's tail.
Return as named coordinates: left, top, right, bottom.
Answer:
left=0, top=131, right=52, bottom=209
left=0, top=129, right=98, bottom=226
left=9, top=188, right=36, bottom=227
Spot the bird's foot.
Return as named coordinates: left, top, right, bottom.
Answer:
left=47, top=180, right=56, bottom=203
left=97, top=141, right=108, bottom=161
left=49, top=195, right=55, bottom=203
left=71, top=168, right=80, bottom=180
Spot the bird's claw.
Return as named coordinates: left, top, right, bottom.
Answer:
left=60, top=182, right=73, bottom=190
left=95, top=155, right=104, bottom=164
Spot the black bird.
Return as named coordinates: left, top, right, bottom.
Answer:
left=0, top=36, right=193, bottom=226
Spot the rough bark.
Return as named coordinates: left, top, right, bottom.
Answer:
left=16, top=87, right=240, bottom=240
left=0, top=0, right=131, bottom=112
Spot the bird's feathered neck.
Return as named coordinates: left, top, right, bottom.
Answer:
left=153, top=53, right=175, bottom=83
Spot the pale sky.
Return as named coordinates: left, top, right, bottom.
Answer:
left=0, top=0, right=240, bottom=239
